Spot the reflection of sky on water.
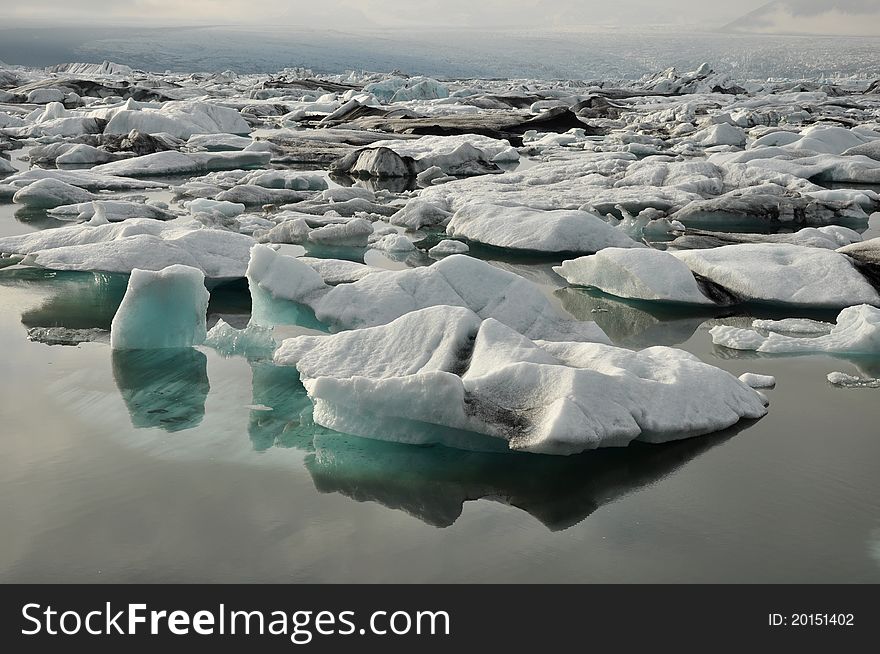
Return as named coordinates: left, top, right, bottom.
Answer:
left=3, top=240, right=880, bottom=581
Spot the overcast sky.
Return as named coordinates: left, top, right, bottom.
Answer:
left=5, top=0, right=880, bottom=33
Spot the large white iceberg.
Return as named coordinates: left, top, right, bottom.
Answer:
left=103, top=100, right=251, bottom=139
left=554, top=248, right=715, bottom=305
left=0, top=218, right=253, bottom=280
left=446, top=203, right=643, bottom=253
left=672, top=243, right=880, bottom=308
left=110, top=264, right=209, bottom=349
left=275, top=306, right=767, bottom=454
left=247, top=246, right=609, bottom=343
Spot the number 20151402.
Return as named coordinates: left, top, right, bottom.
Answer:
left=768, top=613, right=854, bottom=627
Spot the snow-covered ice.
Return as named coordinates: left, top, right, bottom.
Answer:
left=274, top=306, right=767, bottom=454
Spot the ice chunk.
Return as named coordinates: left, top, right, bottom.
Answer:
left=91, top=150, right=271, bottom=177
left=710, top=305, right=880, bottom=354
left=673, top=244, right=880, bottom=308
left=446, top=203, right=643, bottom=254
left=104, top=100, right=250, bottom=139
left=12, top=178, right=95, bottom=209
left=738, top=373, right=776, bottom=389
left=429, top=239, right=469, bottom=257
left=369, top=233, right=415, bottom=252
left=110, top=264, right=209, bottom=350
left=389, top=199, right=451, bottom=230
left=0, top=218, right=253, bottom=279
left=47, top=200, right=176, bottom=223
left=554, top=248, right=715, bottom=305
left=313, top=254, right=610, bottom=343
left=275, top=306, right=766, bottom=454
left=246, top=248, right=608, bottom=343
left=692, top=123, right=747, bottom=147
left=204, top=319, right=276, bottom=359
left=827, top=372, right=880, bottom=388
left=749, top=317, right=834, bottom=335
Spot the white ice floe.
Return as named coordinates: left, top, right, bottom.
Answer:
left=738, top=373, right=776, bottom=389
left=826, top=372, right=880, bottom=389
left=446, top=203, right=643, bottom=253
left=429, top=239, right=469, bottom=257
left=104, top=100, right=251, bottom=139
left=369, top=233, right=416, bottom=253
left=47, top=199, right=176, bottom=223
left=110, top=264, right=209, bottom=349
left=673, top=244, right=880, bottom=308
left=274, top=305, right=767, bottom=454
left=12, top=178, right=95, bottom=208
left=247, top=246, right=609, bottom=343
left=554, top=248, right=715, bottom=305
left=710, top=305, right=880, bottom=354
left=4, top=168, right=165, bottom=191
left=0, top=218, right=253, bottom=280
left=91, top=150, right=271, bottom=177
left=388, top=199, right=451, bottom=230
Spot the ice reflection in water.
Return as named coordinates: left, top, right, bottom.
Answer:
left=112, top=348, right=210, bottom=432
left=304, top=427, right=741, bottom=530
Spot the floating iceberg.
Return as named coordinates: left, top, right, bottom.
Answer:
left=110, top=264, right=209, bottom=350
left=446, top=203, right=643, bottom=254
left=710, top=305, right=880, bottom=354
left=673, top=244, right=880, bottom=308
left=554, top=248, right=715, bottom=305
left=103, top=100, right=251, bottom=139
left=275, top=306, right=767, bottom=454
left=0, top=219, right=253, bottom=280
left=247, top=246, right=609, bottom=343
left=204, top=319, right=276, bottom=359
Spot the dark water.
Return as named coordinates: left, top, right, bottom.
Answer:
left=1, top=221, right=879, bottom=582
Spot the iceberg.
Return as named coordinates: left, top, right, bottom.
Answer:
left=446, top=203, right=643, bottom=254
left=673, top=244, right=880, bottom=308
left=0, top=218, right=253, bottom=280
left=710, top=304, right=880, bottom=354
left=110, top=264, right=209, bottom=350
left=103, top=100, right=251, bottom=139
left=12, top=178, right=95, bottom=209
left=204, top=319, right=276, bottom=360
left=246, top=246, right=609, bottom=343
left=275, top=306, right=767, bottom=454
left=554, top=248, right=716, bottom=305
left=429, top=240, right=469, bottom=257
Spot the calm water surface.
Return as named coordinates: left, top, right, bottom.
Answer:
left=1, top=167, right=879, bottom=582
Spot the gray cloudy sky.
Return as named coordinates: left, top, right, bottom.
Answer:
left=5, top=0, right=880, bottom=33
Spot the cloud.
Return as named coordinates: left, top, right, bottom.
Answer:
left=726, top=0, right=880, bottom=35
left=787, top=0, right=880, bottom=16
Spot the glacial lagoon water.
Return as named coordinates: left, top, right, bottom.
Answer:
left=2, top=184, right=880, bottom=582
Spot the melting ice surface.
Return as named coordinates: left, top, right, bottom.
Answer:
left=2, top=51, right=880, bottom=582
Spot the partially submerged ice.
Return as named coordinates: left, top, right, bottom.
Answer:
left=247, top=245, right=610, bottom=343
left=0, top=218, right=253, bottom=280
left=710, top=304, right=880, bottom=354
left=554, top=243, right=880, bottom=309
left=110, top=264, right=209, bottom=349
left=275, top=306, right=767, bottom=454
left=446, top=203, right=643, bottom=254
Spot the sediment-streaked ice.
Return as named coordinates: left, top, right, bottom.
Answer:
left=274, top=306, right=767, bottom=454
